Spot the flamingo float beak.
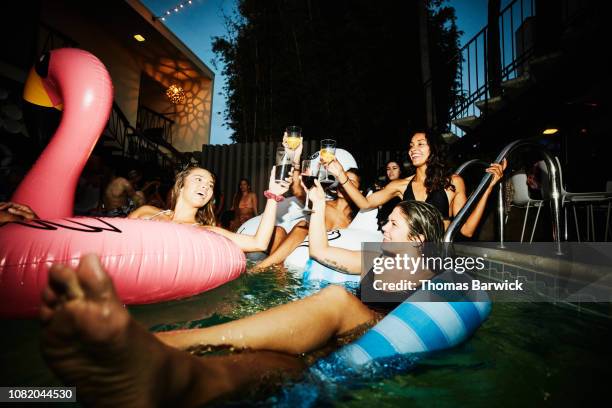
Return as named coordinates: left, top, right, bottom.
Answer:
left=23, top=52, right=63, bottom=111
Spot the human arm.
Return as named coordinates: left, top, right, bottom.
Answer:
left=206, top=168, right=289, bottom=252
left=454, top=159, right=507, bottom=238
left=0, top=201, right=39, bottom=221
left=307, top=179, right=362, bottom=274
left=127, top=205, right=163, bottom=220
left=325, top=159, right=401, bottom=209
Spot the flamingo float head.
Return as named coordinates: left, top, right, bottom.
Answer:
left=12, top=48, right=114, bottom=219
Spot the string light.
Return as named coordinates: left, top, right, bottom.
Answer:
left=154, top=1, right=195, bottom=22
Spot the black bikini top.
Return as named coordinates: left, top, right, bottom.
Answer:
left=403, top=178, right=450, bottom=220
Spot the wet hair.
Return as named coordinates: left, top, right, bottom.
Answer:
left=169, top=166, right=216, bottom=226
left=394, top=200, right=444, bottom=243
left=408, top=130, right=455, bottom=193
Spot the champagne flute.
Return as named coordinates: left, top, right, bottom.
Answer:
left=319, top=139, right=336, bottom=164
left=284, top=126, right=303, bottom=150
left=319, top=139, right=337, bottom=198
left=300, top=159, right=319, bottom=213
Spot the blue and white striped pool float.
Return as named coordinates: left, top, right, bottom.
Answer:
left=336, top=297, right=491, bottom=367
left=303, top=264, right=492, bottom=367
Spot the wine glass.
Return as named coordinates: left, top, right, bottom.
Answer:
left=319, top=139, right=337, bottom=198
left=300, top=159, right=320, bottom=213
left=319, top=139, right=336, bottom=164
left=284, top=126, right=303, bottom=150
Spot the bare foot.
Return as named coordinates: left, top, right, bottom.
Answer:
left=41, top=254, right=172, bottom=407
left=41, top=254, right=305, bottom=407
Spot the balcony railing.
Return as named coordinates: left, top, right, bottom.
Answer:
left=137, top=105, right=175, bottom=146
left=446, top=0, right=536, bottom=137
left=35, top=22, right=183, bottom=172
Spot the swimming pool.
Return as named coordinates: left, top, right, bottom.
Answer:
left=1, top=263, right=610, bottom=406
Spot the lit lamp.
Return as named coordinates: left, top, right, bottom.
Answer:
left=166, top=83, right=185, bottom=104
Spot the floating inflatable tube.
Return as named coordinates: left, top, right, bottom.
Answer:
left=1, top=48, right=246, bottom=319
left=335, top=272, right=492, bottom=367
left=0, top=218, right=246, bottom=318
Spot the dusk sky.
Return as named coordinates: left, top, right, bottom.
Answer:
left=143, top=0, right=492, bottom=145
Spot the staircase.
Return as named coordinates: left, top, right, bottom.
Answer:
left=100, top=103, right=186, bottom=172
left=444, top=0, right=587, bottom=139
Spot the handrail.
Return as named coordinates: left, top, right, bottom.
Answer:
left=453, top=159, right=506, bottom=247
left=454, top=159, right=490, bottom=176
left=455, top=159, right=504, bottom=248
left=444, top=139, right=563, bottom=254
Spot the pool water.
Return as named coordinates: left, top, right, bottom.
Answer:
left=1, top=264, right=610, bottom=407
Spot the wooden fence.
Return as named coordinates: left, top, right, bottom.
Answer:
left=201, top=140, right=405, bottom=213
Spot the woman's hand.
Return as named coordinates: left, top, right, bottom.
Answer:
left=0, top=201, right=39, bottom=221
left=306, top=179, right=327, bottom=205
left=282, top=131, right=303, bottom=164
left=324, top=159, right=346, bottom=179
left=268, top=167, right=291, bottom=196
left=486, top=158, right=507, bottom=188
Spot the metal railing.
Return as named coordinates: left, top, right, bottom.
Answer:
left=38, top=22, right=79, bottom=54
left=444, top=139, right=563, bottom=254
left=444, top=0, right=536, bottom=136
left=34, top=22, right=180, bottom=173
left=137, top=106, right=175, bottom=145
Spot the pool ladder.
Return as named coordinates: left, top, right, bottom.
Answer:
left=445, top=139, right=563, bottom=255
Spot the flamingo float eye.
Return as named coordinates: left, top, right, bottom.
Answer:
left=35, top=52, right=50, bottom=78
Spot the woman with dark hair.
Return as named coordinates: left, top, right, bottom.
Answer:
left=327, top=130, right=507, bottom=238
left=129, top=166, right=289, bottom=252
left=229, top=178, right=258, bottom=231
left=376, top=159, right=406, bottom=229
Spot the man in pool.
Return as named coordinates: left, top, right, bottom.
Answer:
left=40, top=254, right=305, bottom=406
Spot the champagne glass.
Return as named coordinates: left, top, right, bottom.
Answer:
left=319, top=139, right=337, bottom=197
left=284, top=126, right=303, bottom=150
left=319, top=139, right=336, bottom=164
left=301, top=159, right=319, bottom=213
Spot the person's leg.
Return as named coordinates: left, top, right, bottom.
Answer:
left=254, top=221, right=309, bottom=270
left=41, top=254, right=305, bottom=407
left=156, top=284, right=377, bottom=354
left=266, top=226, right=288, bottom=254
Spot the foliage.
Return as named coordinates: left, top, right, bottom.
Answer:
left=213, top=0, right=461, bottom=152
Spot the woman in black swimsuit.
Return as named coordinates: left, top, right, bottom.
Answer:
left=326, top=130, right=506, bottom=238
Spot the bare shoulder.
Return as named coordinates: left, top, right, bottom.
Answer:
left=388, top=177, right=411, bottom=193
left=450, top=174, right=465, bottom=187
left=128, top=205, right=163, bottom=219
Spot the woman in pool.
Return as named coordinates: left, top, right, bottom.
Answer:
left=326, top=130, right=507, bottom=238
left=40, top=180, right=445, bottom=405
left=252, top=167, right=361, bottom=271
left=376, top=159, right=406, bottom=230
left=229, top=178, right=258, bottom=231
left=129, top=166, right=289, bottom=252
left=153, top=179, right=443, bottom=351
